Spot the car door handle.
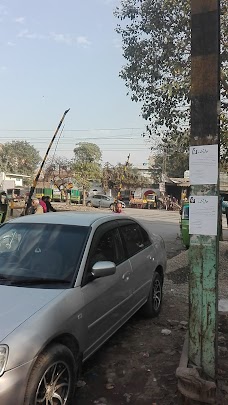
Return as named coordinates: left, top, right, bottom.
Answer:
left=122, top=271, right=131, bottom=281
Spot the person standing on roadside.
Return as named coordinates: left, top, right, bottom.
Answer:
left=31, top=198, right=44, bottom=215
left=39, top=198, right=47, bottom=213
left=222, top=199, right=228, bottom=227
left=226, top=207, right=228, bottom=228
left=42, top=196, right=57, bottom=212
left=113, top=202, right=123, bottom=214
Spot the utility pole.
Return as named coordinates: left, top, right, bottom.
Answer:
left=24, top=109, right=70, bottom=214
left=189, top=0, right=220, bottom=380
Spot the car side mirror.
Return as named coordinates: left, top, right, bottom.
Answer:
left=91, top=261, right=116, bottom=279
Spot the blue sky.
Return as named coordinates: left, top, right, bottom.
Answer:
left=0, top=0, right=151, bottom=167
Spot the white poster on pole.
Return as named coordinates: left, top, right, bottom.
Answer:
left=189, top=195, right=218, bottom=236
left=189, top=144, right=218, bottom=185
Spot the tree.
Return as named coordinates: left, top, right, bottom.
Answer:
left=150, top=129, right=190, bottom=181
left=73, top=143, right=102, bottom=205
left=150, top=151, right=189, bottom=183
left=0, top=141, right=41, bottom=182
left=42, top=157, right=74, bottom=202
left=102, top=162, right=151, bottom=194
left=115, top=0, right=228, bottom=162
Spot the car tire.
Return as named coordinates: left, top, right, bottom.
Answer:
left=24, top=344, right=77, bottom=405
left=110, top=204, right=114, bottom=210
left=142, top=271, right=163, bottom=318
left=86, top=201, right=92, bottom=207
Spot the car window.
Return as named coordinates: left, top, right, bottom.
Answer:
left=88, top=228, right=125, bottom=270
left=0, top=223, right=90, bottom=288
left=101, top=196, right=109, bottom=200
left=120, top=223, right=147, bottom=257
left=92, top=195, right=100, bottom=199
left=139, top=226, right=151, bottom=247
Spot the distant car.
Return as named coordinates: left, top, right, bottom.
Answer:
left=0, top=212, right=166, bottom=404
left=86, top=194, right=125, bottom=209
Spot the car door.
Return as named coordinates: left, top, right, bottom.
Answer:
left=81, top=222, right=132, bottom=359
left=119, top=220, right=156, bottom=310
left=91, top=195, right=101, bottom=207
left=100, top=195, right=114, bottom=208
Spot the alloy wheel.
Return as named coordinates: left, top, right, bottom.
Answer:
left=35, top=361, right=71, bottom=405
left=152, top=278, right=162, bottom=311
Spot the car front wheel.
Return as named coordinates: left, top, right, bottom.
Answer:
left=24, top=344, right=77, bottom=405
left=142, top=271, right=163, bottom=317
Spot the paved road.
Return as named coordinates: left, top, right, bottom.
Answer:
left=124, top=208, right=184, bottom=258
left=124, top=207, right=228, bottom=250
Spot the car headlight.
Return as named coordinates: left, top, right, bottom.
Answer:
left=0, top=345, right=8, bottom=376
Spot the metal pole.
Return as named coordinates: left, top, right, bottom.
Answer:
left=189, top=0, right=220, bottom=379
left=24, top=109, right=70, bottom=215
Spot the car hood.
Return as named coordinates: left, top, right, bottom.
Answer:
left=0, top=285, right=64, bottom=342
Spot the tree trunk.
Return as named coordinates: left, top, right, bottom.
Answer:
left=82, top=187, right=86, bottom=206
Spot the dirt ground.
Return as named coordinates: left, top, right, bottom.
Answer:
left=75, top=290, right=188, bottom=405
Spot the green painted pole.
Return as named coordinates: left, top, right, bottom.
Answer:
left=189, top=0, right=220, bottom=379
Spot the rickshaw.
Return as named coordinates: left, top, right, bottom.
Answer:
left=146, top=194, right=157, bottom=209
left=179, top=201, right=190, bottom=249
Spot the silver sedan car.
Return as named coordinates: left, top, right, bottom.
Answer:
left=0, top=212, right=166, bottom=405
left=86, top=194, right=125, bottom=209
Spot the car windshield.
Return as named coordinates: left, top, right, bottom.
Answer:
left=0, top=223, right=90, bottom=288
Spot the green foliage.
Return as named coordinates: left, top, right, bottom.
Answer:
left=150, top=129, right=190, bottom=180
left=115, top=0, right=191, bottom=136
left=150, top=151, right=189, bottom=183
left=0, top=141, right=41, bottom=179
left=73, top=143, right=102, bottom=195
left=115, top=0, right=228, bottom=161
left=102, top=162, right=151, bottom=192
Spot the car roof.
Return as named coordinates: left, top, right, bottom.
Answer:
left=7, top=211, right=132, bottom=227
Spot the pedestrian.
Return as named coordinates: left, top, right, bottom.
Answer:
left=225, top=207, right=228, bottom=228
left=39, top=198, right=47, bottom=213
left=42, top=196, right=57, bottom=212
left=113, top=202, right=123, bottom=214
left=31, top=198, right=44, bottom=215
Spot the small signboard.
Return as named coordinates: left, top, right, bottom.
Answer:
left=189, top=144, right=218, bottom=185
left=159, top=183, right=165, bottom=193
left=189, top=195, right=218, bottom=236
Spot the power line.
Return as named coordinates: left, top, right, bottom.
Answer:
left=0, top=127, right=144, bottom=132
left=39, top=148, right=150, bottom=151
left=0, top=135, right=142, bottom=141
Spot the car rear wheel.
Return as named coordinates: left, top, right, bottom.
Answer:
left=142, top=271, right=163, bottom=318
left=86, top=201, right=92, bottom=207
left=24, top=344, right=77, bottom=405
